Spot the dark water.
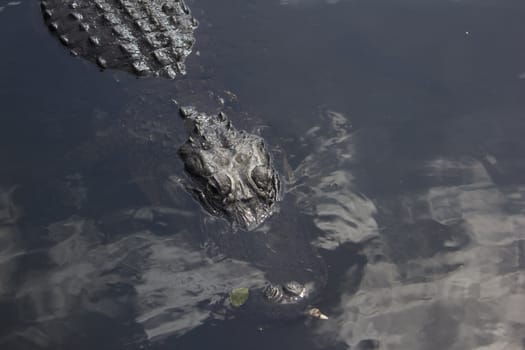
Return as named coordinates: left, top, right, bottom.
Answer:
left=1, top=0, right=525, bottom=349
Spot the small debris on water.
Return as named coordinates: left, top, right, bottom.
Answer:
left=7, top=1, right=21, bottom=6
left=308, top=308, right=328, bottom=320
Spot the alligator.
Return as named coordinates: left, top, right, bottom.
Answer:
left=37, top=0, right=331, bottom=326
left=40, top=0, right=197, bottom=78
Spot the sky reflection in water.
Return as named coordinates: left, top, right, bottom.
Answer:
left=0, top=0, right=524, bottom=349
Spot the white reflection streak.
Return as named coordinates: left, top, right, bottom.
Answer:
left=0, top=1, right=22, bottom=15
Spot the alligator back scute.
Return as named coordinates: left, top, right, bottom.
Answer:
left=41, top=0, right=198, bottom=78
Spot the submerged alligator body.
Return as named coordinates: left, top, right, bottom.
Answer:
left=41, top=0, right=197, bottom=78
left=178, top=107, right=280, bottom=230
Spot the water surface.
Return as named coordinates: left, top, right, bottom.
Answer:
left=1, top=0, right=524, bottom=349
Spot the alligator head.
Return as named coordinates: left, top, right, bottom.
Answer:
left=178, top=107, right=280, bottom=230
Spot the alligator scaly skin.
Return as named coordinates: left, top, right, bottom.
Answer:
left=178, top=106, right=281, bottom=230
left=41, top=0, right=198, bottom=78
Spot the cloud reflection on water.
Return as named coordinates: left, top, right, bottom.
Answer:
left=318, top=156, right=525, bottom=349
left=2, top=210, right=266, bottom=347
left=2, top=107, right=524, bottom=349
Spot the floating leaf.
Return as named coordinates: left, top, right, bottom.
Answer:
left=230, top=287, right=249, bottom=307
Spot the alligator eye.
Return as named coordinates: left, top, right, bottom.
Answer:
left=183, top=154, right=205, bottom=176
left=208, top=173, right=231, bottom=196
left=251, top=166, right=272, bottom=190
